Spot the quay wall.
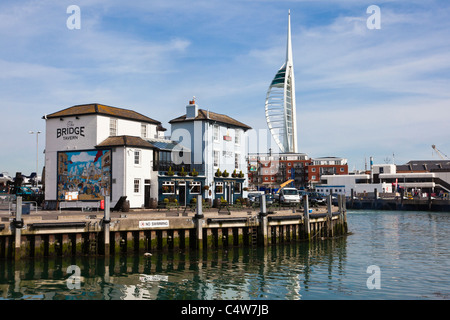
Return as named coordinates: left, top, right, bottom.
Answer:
left=0, top=196, right=348, bottom=260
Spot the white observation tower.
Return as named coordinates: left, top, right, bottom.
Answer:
left=265, top=10, right=298, bottom=153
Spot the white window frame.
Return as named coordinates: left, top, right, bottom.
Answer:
left=235, top=129, right=240, bottom=145
left=189, top=181, right=201, bottom=194
left=134, top=179, right=141, bottom=193
left=162, top=181, right=175, bottom=194
left=141, top=124, right=147, bottom=138
left=215, top=182, right=223, bottom=194
left=235, top=153, right=240, bottom=170
left=213, top=125, right=219, bottom=142
left=213, top=150, right=220, bottom=168
left=110, top=118, right=117, bottom=136
left=134, top=150, right=141, bottom=165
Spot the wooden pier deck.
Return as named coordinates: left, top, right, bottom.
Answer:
left=0, top=195, right=348, bottom=260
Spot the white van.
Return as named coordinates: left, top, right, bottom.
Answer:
left=279, top=188, right=301, bottom=204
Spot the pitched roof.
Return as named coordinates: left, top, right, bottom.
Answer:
left=96, top=136, right=155, bottom=149
left=169, top=108, right=251, bottom=130
left=44, top=103, right=161, bottom=125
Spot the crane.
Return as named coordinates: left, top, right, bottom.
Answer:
left=431, top=145, right=449, bottom=160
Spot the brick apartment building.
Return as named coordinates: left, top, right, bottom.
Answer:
left=247, top=153, right=348, bottom=191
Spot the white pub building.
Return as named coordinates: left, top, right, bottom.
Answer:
left=43, top=103, right=165, bottom=209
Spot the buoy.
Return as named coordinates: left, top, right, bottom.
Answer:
left=144, top=252, right=152, bottom=257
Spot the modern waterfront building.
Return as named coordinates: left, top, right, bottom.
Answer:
left=317, top=160, right=450, bottom=198
left=167, top=99, right=252, bottom=204
left=265, top=10, right=298, bottom=154
left=43, top=103, right=167, bottom=209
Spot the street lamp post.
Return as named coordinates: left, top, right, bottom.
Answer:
left=29, top=130, right=41, bottom=186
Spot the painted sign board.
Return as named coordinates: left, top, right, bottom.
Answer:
left=139, top=220, right=170, bottom=228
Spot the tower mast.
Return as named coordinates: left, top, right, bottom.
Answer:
left=265, top=10, right=298, bottom=153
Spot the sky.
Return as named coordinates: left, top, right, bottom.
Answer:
left=1, top=0, right=450, bottom=176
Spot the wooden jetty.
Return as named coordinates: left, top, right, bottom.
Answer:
left=0, top=195, right=348, bottom=260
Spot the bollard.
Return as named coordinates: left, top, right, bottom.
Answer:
left=103, top=196, right=111, bottom=256
left=195, top=195, right=204, bottom=250
left=303, top=195, right=310, bottom=240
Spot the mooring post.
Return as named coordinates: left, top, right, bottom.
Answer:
left=327, top=193, right=333, bottom=237
left=342, top=194, right=348, bottom=233
left=338, top=194, right=345, bottom=235
left=103, top=196, right=111, bottom=256
left=14, top=196, right=23, bottom=260
left=259, top=194, right=268, bottom=246
left=303, top=195, right=310, bottom=240
left=195, top=194, right=204, bottom=250
left=351, top=188, right=354, bottom=208
left=374, top=188, right=378, bottom=209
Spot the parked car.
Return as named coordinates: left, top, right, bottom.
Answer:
left=309, top=192, right=326, bottom=205
left=278, top=188, right=301, bottom=204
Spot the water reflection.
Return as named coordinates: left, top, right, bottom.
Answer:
left=0, top=237, right=349, bottom=300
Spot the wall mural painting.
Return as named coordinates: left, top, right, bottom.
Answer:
left=57, top=149, right=111, bottom=201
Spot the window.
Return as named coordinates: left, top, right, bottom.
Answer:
left=311, top=168, right=316, bottom=172
left=235, top=153, right=240, bottom=169
left=312, top=176, right=316, bottom=180
left=141, top=124, right=147, bottom=138
left=235, top=129, right=240, bottom=145
left=215, top=182, right=223, bottom=194
left=271, top=177, right=274, bottom=181
left=214, top=150, right=219, bottom=167
left=190, top=181, right=201, bottom=194
left=340, top=168, right=345, bottom=172
left=134, top=179, right=140, bottom=193
left=134, top=150, right=141, bottom=165
left=110, top=119, right=117, bottom=136
left=234, top=182, right=241, bottom=194
left=213, top=125, right=219, bottom=141
left=162, top=182, right=175, bottom=194
left=265, top=177, right=268, bottom=181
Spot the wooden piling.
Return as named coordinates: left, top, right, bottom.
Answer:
left=303, top=195, right=311, bottom=240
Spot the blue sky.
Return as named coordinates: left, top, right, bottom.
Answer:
left=1, top=0, right=450, bottom=176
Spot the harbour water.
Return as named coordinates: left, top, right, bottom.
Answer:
left=0, top=210, right=449, bottom=300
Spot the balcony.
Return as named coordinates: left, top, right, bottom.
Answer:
left=153, top=160, right=204, bottom=175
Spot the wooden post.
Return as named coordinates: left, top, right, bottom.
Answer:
left=303, top=195, right=310, bottom=240
left=103, top=196, right=111, bottom=256
left=338, top=194, right=345, bottom=235
left=195, top=195, right=204, bottom=251
left=342, top=194, right=348, bottom=233
left=14, top=196, right=23, bottom=260
left=327, top=194, right=333, bottom=237
left=259, top=194, right=268, bottom=246
left=351, top=188, right=354, bottom=208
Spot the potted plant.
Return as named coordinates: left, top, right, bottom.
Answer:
left=222, top=170, right=229, bottom=178
left=167, top=167, right=174, bottom=176
left=238, top=170, right=244, bottom=178
left=220, top=196, right=227, bottom=205
left=190, top=168, right=199, bottom=176
left=215, top=169, right=222, bottom=177
left=232, top=169, right=237, bottom=178
left=179, top=167, right=187, bottom=176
